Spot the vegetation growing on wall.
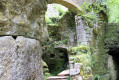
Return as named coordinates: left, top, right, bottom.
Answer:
left=74, top=1, right=109, bottom=79
left=45, top=4, right=69, bottom=25
left=79, top=2, right=106, bottom=18
left=76, top=2, right=107, bottom=31
left=105, top=24, right=119, bottom=48
left=44, top=73, right=50, bottom=80
left=69, top=44, right=92, bottom=72
left=53, top=4, right=69, bottom=17
left=43, top=4, right=76, bottom=77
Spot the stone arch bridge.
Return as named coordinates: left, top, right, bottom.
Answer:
left=48, top=0, right=81, bottom=12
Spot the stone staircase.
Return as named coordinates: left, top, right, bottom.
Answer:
left=46, top=57, right=93, bottom=80
left=47, top=70, right=69, bottom=80
left=69, top=57, right=93, bottom=80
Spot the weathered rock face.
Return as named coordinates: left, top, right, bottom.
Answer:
left=105, top=23, right=119, bottom=48
left=59, top=12, right=76, bottom=46
left=0, top=0, right=48, bottom=41
left=0, top=0, right=50, bottom=79
left=108, top=56, right=117, bottom=80
left=105, top=23, right=119, bottom=80
left=0, top=36, right=43, bottom=80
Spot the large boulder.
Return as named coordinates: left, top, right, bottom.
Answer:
left=0, top=36, right=43, bottom=80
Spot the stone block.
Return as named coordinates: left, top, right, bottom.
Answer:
left=0, top=36, right=43, bottom=80
left=70, top=69, right=80, bottom=76
left=70, top=63, right=74, bottom=69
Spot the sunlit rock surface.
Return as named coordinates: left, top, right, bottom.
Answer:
left=0, top=36, right=43, bottom=80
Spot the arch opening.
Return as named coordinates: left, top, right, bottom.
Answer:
left=48, top=0, right=80, bottom=13
left=42, top=3, right=76, bottom=80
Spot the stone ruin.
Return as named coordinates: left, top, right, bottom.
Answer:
left=0, top=0, right=119, bottom=80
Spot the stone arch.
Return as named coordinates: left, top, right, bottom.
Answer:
left=48, top=0, right=80, bottom=13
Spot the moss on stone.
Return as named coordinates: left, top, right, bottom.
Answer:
left=44, top=73, right=50, bottom=80
left=76, top=46, right=89, bottom=53
left=88, top=21, right=94, bottom=28
left=0, top=12, right=7, bottom=22
left=44, top=73, right=50, bottom=76
left=69, top=45, right=91, bottom=55
left=0, top=1, right=6, bottom=12
left=68, top=47, right=77, bottom=55
left=93, top=75, right=100, bottom=80
left=70, top=56, right=80, bottom=63
left=93, top=27, right=101, bottom=35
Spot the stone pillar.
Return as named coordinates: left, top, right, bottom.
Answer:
left=75, top=16, right=89, bottom=45
left=73, top=15, right=93, bottom=80
left=0, top=36, right=44, bottom=80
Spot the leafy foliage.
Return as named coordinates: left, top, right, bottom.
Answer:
left=67, top=75, right=71, bottom=80
left=93, top=75, right=100, bottom=80
left=69, top=45, right=92, bottom=69
left=107, top=0, right=119, bottom=23
left=79, top=3, right=105, bottom=20
left=45, top=14, right=51, bottom=24
left=44, top=73, right=50, bottom=80
left=53, top=4, right=69, bottom=15
left=45, top=4, right=69, bottom=24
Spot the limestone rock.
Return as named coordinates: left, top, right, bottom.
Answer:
left=70, top=69, right=80, bottom=76
left=0, top=36, right=43, bottom=80
left=74, top=63, right=83, bottom=69
left=69, top=62, right=74, bottom=69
